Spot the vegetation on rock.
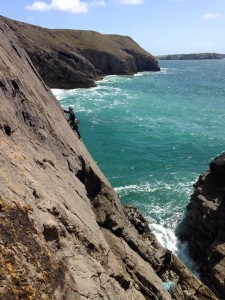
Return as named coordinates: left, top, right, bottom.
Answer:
left=3, top=16, right=160, bottom=89
left=157, top=53, right=225, bottom=60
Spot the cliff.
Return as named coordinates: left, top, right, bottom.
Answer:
left=157, top=53, right=225, bottom=60
left=0, top=16, right=218, bottom=299
left=179, top=153, right=225, bottom=299
left=2, top=16, right=160, bottom=89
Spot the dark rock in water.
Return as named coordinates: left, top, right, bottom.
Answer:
left=209, top=152, right=225, bottom=179
left=3, top=16, right=160, bottom=89
left=179, top=152, right=225, bottom=299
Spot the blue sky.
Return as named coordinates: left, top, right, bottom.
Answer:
left=0, top=0, right=225, bottom=55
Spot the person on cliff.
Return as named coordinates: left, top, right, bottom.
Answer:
left=156, top=249, right=172, bottom=272
left=63, top=105, right=81, bottom=139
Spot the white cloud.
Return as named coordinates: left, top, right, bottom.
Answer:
left=27, top=1, right=49, bottom=11
left=117, top=0, right=144, bottom=5
left=26, top=0, right=89, bottom=13
left=201, top=13, right=221, bottom=20
left=26, top=0, right=144, bottom=13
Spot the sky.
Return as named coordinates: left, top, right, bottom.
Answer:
left=0, top=0, right=225, bottom=55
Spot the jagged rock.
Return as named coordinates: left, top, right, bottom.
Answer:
left=179, top=153, right=225, bottom=299
left=3, top=16, right=160, bottom=89
left=209, top=153, right=225, bottom=179
left=124, top=206, right=218, bottom=300
left=0, top=16, right=218, bottom=300
left=124, top=205, right=151, bottom=234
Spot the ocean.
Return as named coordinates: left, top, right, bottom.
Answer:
left=53, top=59, right=225, bottom=273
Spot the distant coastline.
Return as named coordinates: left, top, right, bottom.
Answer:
left=156, top=52, right=225, bottom=60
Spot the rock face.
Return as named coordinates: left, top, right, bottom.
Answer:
left=179, top=153, right=225, bottom=299
left=2, top=16, right=160, bottom=89
left=0, top=17, right=218, bottom=299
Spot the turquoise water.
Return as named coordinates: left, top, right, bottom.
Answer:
left=53, top=59, right=225, bottom=271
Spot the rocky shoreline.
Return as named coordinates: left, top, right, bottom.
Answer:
left=157, top=53, right=225, bottom=60
left=0, top=15, right=221, bottom=299
left=2, top=16, right=160, bottom=89
left=179, top=153, right=225, bottom=299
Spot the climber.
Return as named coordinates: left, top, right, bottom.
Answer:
left=63, top=105, right=81, bottom=139
left=156, top=249, right=172, bottom=272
